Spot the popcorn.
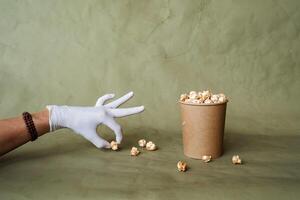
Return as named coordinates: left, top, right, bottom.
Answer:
left=189, top=91, right=198, bottom=99
left=110, top=141, right=118, bottom=151
left=204, top=99, right=213, bottom=104
left=177, top=161, right=188, bottom=172
left=130, top=147, right=140, bottom=156
left=197, top=92, right=203, bottom=98
left=180, top=90, right=228, bottom=104
left=201, top=90, right=211, bottom=100
left=218, top=96, right=226, bottom=103
left=138, top=139, right=147, bottom=147
left=146, top=141, right=156, bottom=151
left=202, top=155, right=212, bottom=163
left=192, top=99, right=201, bottom=104
left=197, top=99, right=204, bottom=104
left=180, top=94, right=188, bottom=102
left=232, top=155, right=242, bottom=164
left=219, top=93, right=226, bottom=98
left=211, top=94, right=219, bottom=103
left=185, top=99, right=194, bottom=103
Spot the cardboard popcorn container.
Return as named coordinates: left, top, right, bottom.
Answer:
left=179, top=101, right=227, bottom=159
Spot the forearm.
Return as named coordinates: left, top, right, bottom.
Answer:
left=0, top=109, right=50, bottom=156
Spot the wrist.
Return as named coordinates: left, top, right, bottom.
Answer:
left=31, top=109, right=50, bottom=136
left=46, top=105, right=67, bottom=131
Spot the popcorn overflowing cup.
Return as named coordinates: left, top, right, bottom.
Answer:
left=179, top=90, right=228, bottom=159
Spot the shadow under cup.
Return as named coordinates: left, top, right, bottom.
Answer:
left=179, top=101, right=227, bottom=159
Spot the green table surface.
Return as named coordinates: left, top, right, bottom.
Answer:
left=1, top=129, right=299, bottom=200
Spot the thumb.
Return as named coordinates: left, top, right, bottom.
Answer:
left=103, top=118, right=123, bottom=144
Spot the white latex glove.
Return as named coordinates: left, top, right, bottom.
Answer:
left=46, top=92, right=144, bottom=148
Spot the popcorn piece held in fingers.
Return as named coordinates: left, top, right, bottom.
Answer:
left=146, top=141, right=156, bottom=151
left=110, top=141, right=118, bottom=151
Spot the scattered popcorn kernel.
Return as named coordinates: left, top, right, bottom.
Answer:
left=232, top=155, right=242, bottom=164
left=202, top=155, right=212, bottom=163
left=138, top=139, right=147, bottom=147
left=110, top=141, right=118, bottom=151
left=177, top=161, right=188, bottom=172
left=130, top=147, right=140, bottom=156
left=146, top=141, right=156, bottom=151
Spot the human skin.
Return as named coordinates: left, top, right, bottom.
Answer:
left=0, top=109, right=49, bottom=156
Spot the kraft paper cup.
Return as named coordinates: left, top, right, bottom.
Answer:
left=179, top=100, right=227, bottom=159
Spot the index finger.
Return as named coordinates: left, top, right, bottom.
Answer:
left=108, top=106, right=145, bottom=118
left=105, top=91, right=134, bottom=108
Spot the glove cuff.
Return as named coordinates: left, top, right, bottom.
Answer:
left=46, top=105, right=64, bottom=132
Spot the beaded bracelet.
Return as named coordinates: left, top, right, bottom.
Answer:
left=22, top=112, right=38, bottom=141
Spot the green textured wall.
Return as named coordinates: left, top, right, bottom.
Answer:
left=0, top=0, right=299, bottom=136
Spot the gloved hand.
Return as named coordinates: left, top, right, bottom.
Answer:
left=46, top=92, right=144, bottom=148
